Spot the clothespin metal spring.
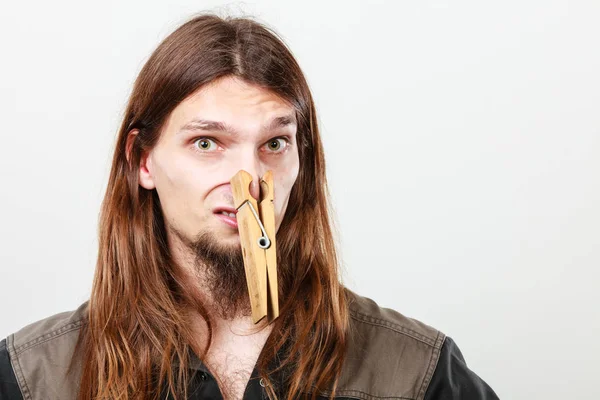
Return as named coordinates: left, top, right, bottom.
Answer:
left=237, top=200, right=271, bottom=249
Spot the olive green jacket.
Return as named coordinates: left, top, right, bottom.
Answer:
left=0, top=290, right=499, bottom=399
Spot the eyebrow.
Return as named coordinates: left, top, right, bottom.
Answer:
left=177, top=114, right=297, bottom=136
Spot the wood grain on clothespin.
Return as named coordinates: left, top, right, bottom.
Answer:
left=231, top=170, right=279, bottom=324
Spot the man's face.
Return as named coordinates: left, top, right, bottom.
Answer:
left=138, top=76, right=300, bottom=254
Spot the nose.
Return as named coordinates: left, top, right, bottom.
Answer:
left=230, top=151, right=263, bottom=201
left=248, top=176, right=261, bottom=201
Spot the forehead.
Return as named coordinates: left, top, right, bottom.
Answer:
left=164, top=76, right=296, bottom=136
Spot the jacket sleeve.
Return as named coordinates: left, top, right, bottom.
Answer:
left=0, top=338, right=23, bottom=400
left=424, top=336, right=500, bottom=400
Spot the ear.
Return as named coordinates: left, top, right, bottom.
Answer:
left=126, top=129, right=156, bottom=190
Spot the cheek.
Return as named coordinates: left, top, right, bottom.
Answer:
left=154, top=155, right=189, bottom=192
left=274, top=158, right=300, bottom=213
left=153, top=154, right=213, bottom=213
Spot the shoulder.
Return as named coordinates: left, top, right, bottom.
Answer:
left=1, top=301, right=89, bottom=400
left=423, top=336, right=500, bottom=400
left=333, top=288, right=446, bottom=400
left=333, top=289, right=499, bottom=400
left=8, top=301, right=88, bottom=353
left=346, top=288, right=445, bottom=348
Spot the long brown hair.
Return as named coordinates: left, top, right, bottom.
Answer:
left=75, top=13, right=349, bottom=400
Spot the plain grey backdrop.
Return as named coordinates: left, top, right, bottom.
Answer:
left=1, top=1, right=599, bottom=399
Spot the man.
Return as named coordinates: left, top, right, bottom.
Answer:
left=0, top=14, right=499, bottom=400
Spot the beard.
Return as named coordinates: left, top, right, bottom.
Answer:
left=172, top=227, right=252, bottom=320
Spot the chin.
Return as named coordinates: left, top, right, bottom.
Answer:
left=221, top=232, right=240, bottom=242
left=216, top=230, right=241, bottom=244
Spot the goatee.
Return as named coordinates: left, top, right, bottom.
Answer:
left=179, top=230, right=251, bottom=320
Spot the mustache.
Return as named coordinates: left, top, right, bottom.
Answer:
left=221, top=192, right=235, bottom=205
left=214, top=192, right=236, bottom=210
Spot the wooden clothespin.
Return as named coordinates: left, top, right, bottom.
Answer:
left=230, top=170, right=279, bottom=324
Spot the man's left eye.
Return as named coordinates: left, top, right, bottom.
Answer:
left=266, top=138, right=287, bottom=152
left=193, top=138, right=217, bottom=151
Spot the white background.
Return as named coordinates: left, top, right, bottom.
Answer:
left=1, top=1, right=599, bottom=399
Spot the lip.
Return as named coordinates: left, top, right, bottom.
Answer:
left=213, top=207, right=238, bottom=215
left=214, top=207, right=238, bottom=229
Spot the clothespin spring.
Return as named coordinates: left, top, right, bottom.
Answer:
left=237, top=200, right=271, bottom=249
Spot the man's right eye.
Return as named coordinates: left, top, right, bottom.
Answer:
left=193, top=138, right=217, bottom=151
